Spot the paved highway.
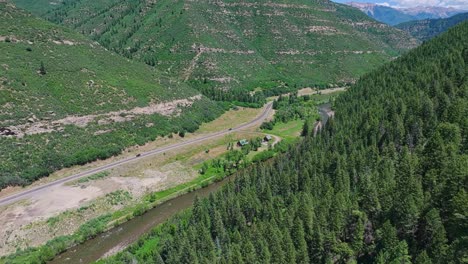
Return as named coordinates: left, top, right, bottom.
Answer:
left=0, top=102, right=273, bottom=207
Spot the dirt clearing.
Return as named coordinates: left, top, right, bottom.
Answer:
left=298, top=87, right=347, bottom=96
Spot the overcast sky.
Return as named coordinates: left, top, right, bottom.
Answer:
left=332, top=0, right=468, bottom=10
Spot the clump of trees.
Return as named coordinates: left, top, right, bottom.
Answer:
left=261, top=92, right=317, bottom=130
left=200, top=137, right=265, bottom=175
left=197, top=85, right=266, bottom=107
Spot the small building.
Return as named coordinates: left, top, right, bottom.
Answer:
left=237, top=139, right=249, bottom=147
left=264, top=135, right=272, bottom=142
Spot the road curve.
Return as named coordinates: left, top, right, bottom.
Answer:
left=0, top=102, right=273, bottom=207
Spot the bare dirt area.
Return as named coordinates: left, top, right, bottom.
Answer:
left=0, top=105, right=268, bottom=256
left=6, top=95, right=202, bottom=137
left=298, top=87, right=347, bottom=96
left=266, top=87, right=346, bottom=102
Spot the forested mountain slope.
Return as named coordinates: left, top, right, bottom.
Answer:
left=397, top=12, right=468, bottom=41
left=101, top=22, right=468, bottom=264
left=13, top=0, right=418, bottom=101
left=0, top=3, right=222, bottom=188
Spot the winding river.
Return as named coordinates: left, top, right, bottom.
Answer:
left=49, top=103, right=332, bottom=263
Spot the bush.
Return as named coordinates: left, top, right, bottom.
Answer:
left=39, top=61, right=46, bottom=75
left=260, top=121, right=274, bottom=130
left=251, top=150, right=275, bottom=163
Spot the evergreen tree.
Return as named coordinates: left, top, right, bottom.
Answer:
left=39, top=61, right=46, bottom=75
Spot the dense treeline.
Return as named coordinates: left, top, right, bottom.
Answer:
left=197, top=82, right=345, bottom=107
left=101, top=22, right=467, bottom=264
left=197, top=85, right=265, bottom=107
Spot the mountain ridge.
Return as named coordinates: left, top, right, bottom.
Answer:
left=396, top=12, right=468, bottom=41
left=346, top=2, right=466, bottom=25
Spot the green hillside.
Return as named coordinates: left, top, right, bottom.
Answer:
left=98, top=22, right=467, bottom=263
left=397, top=12, right=468, bottom=41
left=13, top=0, right=418, bottom=101
left=0, top=3, right=223, bottom=188
left=5, top=0, right=56, bottom=15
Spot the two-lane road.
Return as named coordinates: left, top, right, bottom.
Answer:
left=0, top=102, right=273, bottom=207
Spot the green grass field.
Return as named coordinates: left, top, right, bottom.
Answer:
left=265, top=120, right=305, bottom=140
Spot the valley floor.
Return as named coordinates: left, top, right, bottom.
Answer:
left=0, top=105, right=273, bottom=256
left=0, top=87, right=344, bottom=258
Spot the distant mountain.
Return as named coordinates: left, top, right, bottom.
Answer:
left=346, top=2, right=414, bottom=25
left=12, top=0, right=418, bottom=95
left=400, top=6, right=464, bottom=19
left=346, top=2, right=465, bottom=25
left=396, top=12, right=468, bottom=41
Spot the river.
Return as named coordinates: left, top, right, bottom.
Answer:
left=49, top=177, right=230, bottom=264
left=49, top=103, right=331, bottom=263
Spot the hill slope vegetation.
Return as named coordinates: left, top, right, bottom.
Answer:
left=13, top=0, right=418, bottom=101
left=99, top=22, right=467, bottom=264
left=396, top=12, right=468, bottom=41
left=0, top=3, right=223, bottom=188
